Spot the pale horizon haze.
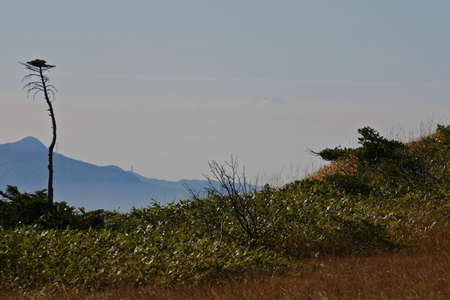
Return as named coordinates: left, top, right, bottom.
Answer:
left=1, top=1, right=449, bottom=182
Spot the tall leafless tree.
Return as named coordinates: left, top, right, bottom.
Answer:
left=21, top=59, right=57, bottom=204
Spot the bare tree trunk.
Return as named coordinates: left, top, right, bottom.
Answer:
left=39, top=67, right=57, bottom=204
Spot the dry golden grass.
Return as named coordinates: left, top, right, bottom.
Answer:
left=309, top=156, right=357, bottom=180
left=3, top=228, right=449, bottom=300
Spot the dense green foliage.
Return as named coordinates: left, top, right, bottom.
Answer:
left=0, top=125, right=448, bottom=291
left=0, top=227, right=282, bottom=290
left=0, top=186, right=112, bottom=230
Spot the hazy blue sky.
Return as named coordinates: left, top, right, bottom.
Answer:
left=1, top=1, right=449, bottom=182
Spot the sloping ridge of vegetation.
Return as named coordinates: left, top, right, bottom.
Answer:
left=0, top=125, right=449, bottom=296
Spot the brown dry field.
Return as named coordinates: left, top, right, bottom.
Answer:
left=2, top=228, right=449, bottom=300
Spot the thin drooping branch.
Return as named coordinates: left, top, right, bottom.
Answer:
left=21, top=59, right=57, bottom=204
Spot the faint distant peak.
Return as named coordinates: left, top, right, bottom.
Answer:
left=7, top=136, right=46, bottom=151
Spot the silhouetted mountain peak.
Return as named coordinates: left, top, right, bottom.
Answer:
left=11, top=136, right=47, bottom=151
left=0, top=137, right=212, bottom=211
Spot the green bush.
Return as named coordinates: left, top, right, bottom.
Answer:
left=0, top=186, right=112, bottom=230
left=0, top=226, right=285, bottom=290
left=323, top=174, right=370, bottom=195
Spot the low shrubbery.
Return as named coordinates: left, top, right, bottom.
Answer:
left=0, top=226, right=283, bottom=290
left=0, top=186, right=114, bottom=230
left=0, top=125, right=448, bottom=290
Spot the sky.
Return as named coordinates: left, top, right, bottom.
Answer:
left=1, top=0, right=449, bottom=182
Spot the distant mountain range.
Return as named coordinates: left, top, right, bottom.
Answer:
left=0, top=137, right=212, bottom=211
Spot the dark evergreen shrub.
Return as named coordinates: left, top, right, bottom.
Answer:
left=323, top=174, right=371, bottom=195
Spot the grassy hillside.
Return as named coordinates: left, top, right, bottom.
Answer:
left=1, top=125, right=449, bottom=298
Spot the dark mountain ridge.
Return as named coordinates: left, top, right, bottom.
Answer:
left=0, top=137, right=210, bottom=211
